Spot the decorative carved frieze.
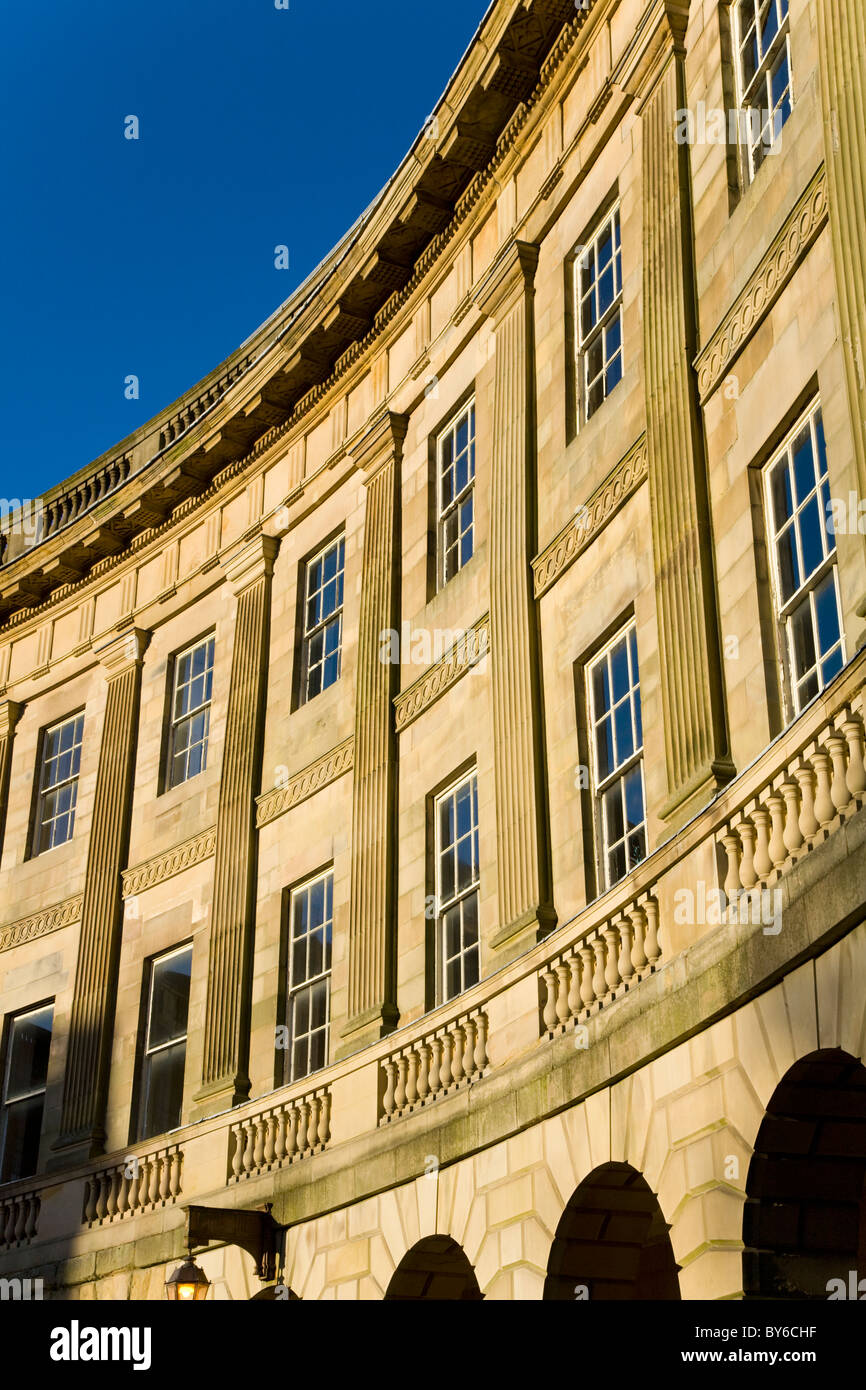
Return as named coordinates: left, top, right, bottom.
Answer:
left=256, top=739, right=354, bottom=829
left=533, top=437, right=648, bottom=598
left=121, top=827, right=217, bottom=898
left=394, top=616, right=490, bottom=731
left=0, top=895, right=83, bottom=955
left=694, top=165, right=828, bottom=403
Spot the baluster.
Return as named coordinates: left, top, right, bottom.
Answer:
left=84, top=1179, right=98, bottom=1225
left=286, top=1106, right=299, bottom=1160
left=603, top=927, right=620, bottom=994
left=579, top=945, right=595, bottom=1009
left=752, top=806, right=772, bottom=880
left=274, top=1110, right=288, bottom=1163
left=253, top=1119, right=266, bottom=1171
left=296, top=1102, right=310, bottom=1154
left=95, top=1174, right=109, bottom=1222
left=230, top=1127, right=244, bottom=1179
left=169, top=1150, right=183, bottom=1199
left=812, top=749, right=835, bottom=826
left=766, top=792, right=787, bottom=869
left=307, top=1096, right=321, bottom=1148
left=474, top=1015, right=488, bottom=1073
left=429, top=1037, right=443, bottom=1097
left=148, top=1158, right=160, bottom=1207
left=542, top=969, right=558, bottom=1032
left=738, top=820, right=757, bottom=888
left=618, top=916, right=634, bottom=984
left=417, top=1045, right=431, bottom=1103
left=826, top=732, right=851, bottom=811
left=263, top=1114, right=276, bottom=1167
left=591, top=936, right=606, bottom=1002
left=24, top=1196, right=39, bottom=1241
left=159, top=1155, right=171, bottom=1203
left=242, top=1121, right=255, bottom=1175
left=3, top=1202, right=15, bottom=1246
left=439, top=1032, right=453, bottom=1090
left=781, top=781, right=804, bottom=854
left=318, top=1092, right=331, bottom=1146
left=842, top=715, right=866, bottom=796
left=463, top=1019, right=477, bottom=1078
left=405, top=1051, right=419, bottom=1109
left=14, top=1198, right=27, bottom=1244
left=721, top=832, right=741, bottom=898
left=629, top=908, right=647, bottom=975
left=555, top=964, right=571, bottom=1026
left=567, top=953, right=582, bottom=1017
left=644, top=899, right=661, bottom=966
left=451, top=1027, right=466, bottom=1084
left=116, top=1172, right=130, bottom=1217
left=795, top=764, right=819, bottom=839
left=106, top=1170, right=120, bottom=1219
left=127, top=1160, right=141, bottom=1212
left=382, top=1062, right=397, bottom=1119
left=394, top=1056, right=408, bottom=1113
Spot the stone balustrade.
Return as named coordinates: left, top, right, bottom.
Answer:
left=540, top=892, right=661, bottom=1037
left=0, top=1190, right=40, bottom=1251
left=83, top=1144, right=183, bottom=1227
left=718, top=696, right=866, bottom=899
left=379, top=1008, right=489, bottom=1123
left=228, top=1087, right=331, bottom=1182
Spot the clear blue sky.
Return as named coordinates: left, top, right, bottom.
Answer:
left=0, top=0, right=487, bottom=500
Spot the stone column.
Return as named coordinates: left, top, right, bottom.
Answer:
left=0, top=700, right=22, bottom=859
left=474, top=238, right=556, bottom=961
left=53, top=628, right=149, bottom=1165
left=815, top=0, right=866, bottom=619
left=632, top=3, right=734, bottom=825
left=195, top=532, right=279, bottom=1117
left=339, top=409, right=407, bottom=1057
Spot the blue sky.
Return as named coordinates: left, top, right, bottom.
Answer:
left=0, top=0, right=487, bottom=500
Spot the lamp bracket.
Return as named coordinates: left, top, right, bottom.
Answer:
left=186, top=1204, right=278, bottom=1282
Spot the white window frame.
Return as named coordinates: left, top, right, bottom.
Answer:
left=301, top=536, right=345, bottom=703
left=437, top=399, right=476, bottom=589
left=0, top=1003, right=53, bottom=1184
left=33, top=712, right=84, bottom=856
left=732, top=0, right=793, bottom=182
left=166, top=634, right=215, bottom=790
left=285, top=870, right=333, bottom=1084
left=138, top=943, right=192, bottom=1141
left=576, top=202, right=623, bottom=427
left=764, top=401, right=845, bottom=719
left=434, top=771, right=481, bottom=1004
left=587, top=622, right=647, bottom=892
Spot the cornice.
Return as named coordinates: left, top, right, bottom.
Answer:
left=394, top=615, right=490, bottom=732
left=256, top=738, right=354, bottom=829
left=533, top=434, right=649, bottom=597
left=695, top=164, right=828, bottom=403
left=0, top=895, right=83, bottom=954
left=122, top=826, right=217, bottom=899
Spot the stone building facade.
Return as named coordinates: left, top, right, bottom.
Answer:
left=0, top=0, right=865, bottom=1301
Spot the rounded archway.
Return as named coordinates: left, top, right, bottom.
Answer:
left=544, top=1162, right=680, bottom=1300
left=384, top=1236, right=483, bottom=1300
left=743, top=1048, right=866, bottom=1299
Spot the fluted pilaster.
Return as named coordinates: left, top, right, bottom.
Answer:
left=474, top=238, right=555, bottom=958
left=196, top=533, right=279, bottom=1115
left=53, top=628, right=149, bottom=1164
left=340, top=410, right=407, bottom=1056
left=816, top=0, right=866, bottom=618
left=0, top=700, right=23, bottom=862
left=636, top=6, right=733, bottom=822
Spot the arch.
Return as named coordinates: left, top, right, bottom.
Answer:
left=384, top=1236, right=483, bottom=1300
left=743, top=1048, right=866, bottom=1299
left=543, top=1162, right=680, bottom=1300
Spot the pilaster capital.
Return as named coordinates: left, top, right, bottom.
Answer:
left=473, top=238, right=539, bottom=324
left=349, top=408, right=409, bottom=486
left=0, top=700, right=23, bottom=740
left=220, top=531, right=280, bottom=596
left=93, top=627, right=150, bottom=680
left=615, top=0, right=688, bottom=103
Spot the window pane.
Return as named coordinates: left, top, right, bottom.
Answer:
left=148, top=950, right=192, bottom=1050
left=814, top=571, right=841, bottom=658
left=1, top=1095, right=45, bottom=1183
left=790, top=599, right=817, bottom=685
left=142, top=1041, right=186, bottom=1139
left=604, top=782, right=624, bottom=845
left=5, top=1007, right=53, bottom=1101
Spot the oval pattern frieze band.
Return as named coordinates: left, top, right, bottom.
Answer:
left=532, top=434, right=648, bottom=599
left=0, top=894, right=83, bottom=954
left=393, top=615, right=491, bottom=732
left=121, top=825, right=217, bottom=899
left=256, top=737, right=354, bottom=829
left=695, top=164, right=828, bottom=403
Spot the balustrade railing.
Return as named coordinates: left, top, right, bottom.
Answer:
left=0, top=1190, right=40, bottom=1251
left=228, top=1087, right=331, bottom=1182
left=540, top=891, right=661, bottom=1037
left=83, top=1144, right=183, bottom=1226
left=379, top=1008, right=489, bottom=1123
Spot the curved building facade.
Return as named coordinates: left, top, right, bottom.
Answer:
left=1, top=0, right=866, bottom=1301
